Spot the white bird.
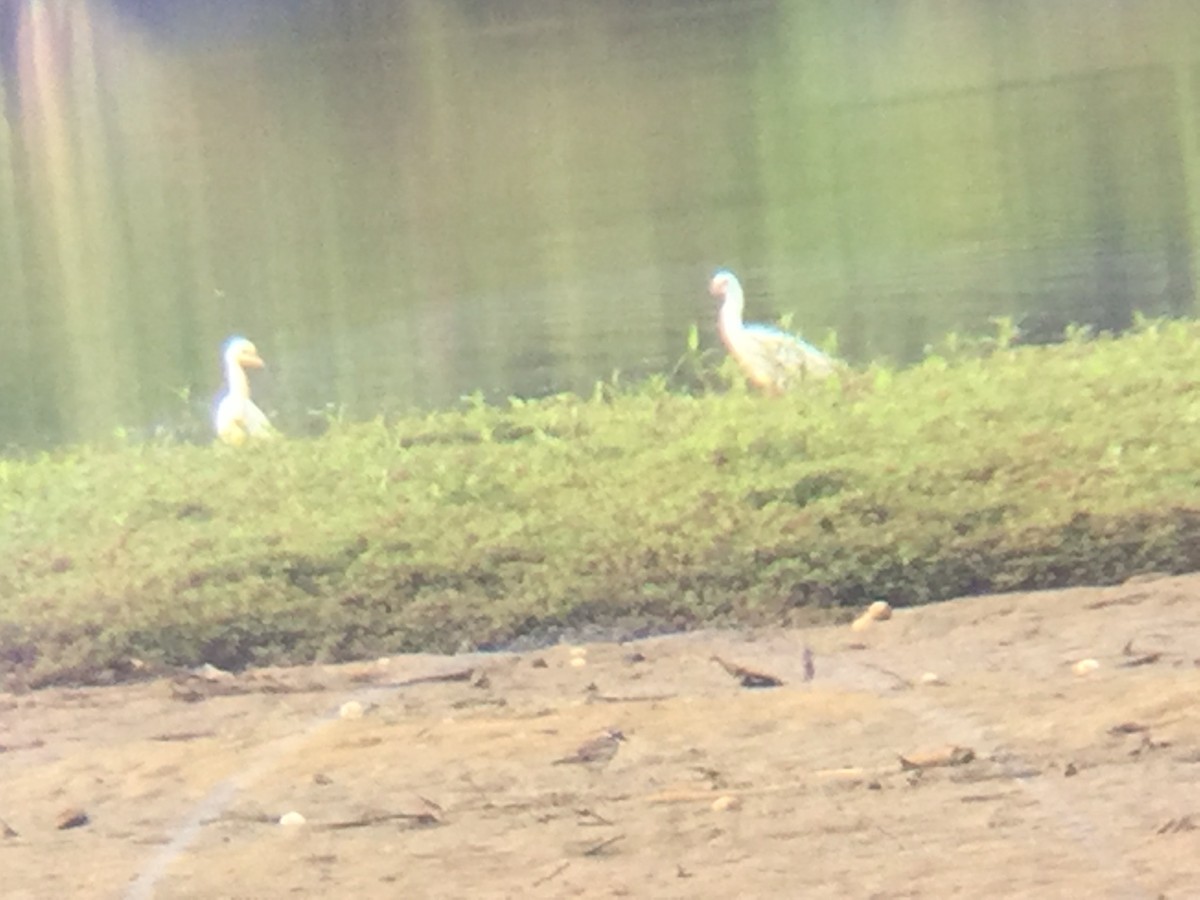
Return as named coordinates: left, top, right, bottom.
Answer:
left=709, top=269, right=838, bottom=394
left=214, top=336, right=273, bottom=445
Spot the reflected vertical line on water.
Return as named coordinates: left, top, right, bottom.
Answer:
left=252, top=49, right=302, bottom=373
left=1166, top=16, right=1200, bottom=316
left=21, top=1, right=95, bottom=439
left=69, top=3, right=127, bottom=425
left=756, top=4, right=849, bottom=357
left=124, top=35, right=190, bottom=432
left=532, top=15, right=588, bottom=392
left=174, top=66, right=219, bottom=388
left=306, top=47, right=357, bottom=415
left=14, top=2, right=195, bottom=442
left=0, top=46, right=31, bottom=434
left=985, top=1, right=1036, bottom=334
left=405, top=0, right=470, bottom=403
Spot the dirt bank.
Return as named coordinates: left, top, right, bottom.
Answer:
left=3, top=575, right=1198, bottom=898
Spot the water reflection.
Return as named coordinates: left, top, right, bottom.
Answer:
left=0, top=0, right=1196, bottom=447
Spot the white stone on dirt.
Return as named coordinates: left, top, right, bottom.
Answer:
left=866, top=600, right=893, bottom=621
left=851, top=600, right=893, bottom=631
left=711, top=795, right=742, bottom=812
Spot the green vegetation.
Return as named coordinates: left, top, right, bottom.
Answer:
left=4, top=317, right=1200, bottom=688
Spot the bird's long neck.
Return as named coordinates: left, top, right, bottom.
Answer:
left=718, top=283, right=746, bottom=342
left=225, top=358, right=250, bottom=399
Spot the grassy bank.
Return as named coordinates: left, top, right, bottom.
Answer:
left=4, top=318, right=1200, bottom=688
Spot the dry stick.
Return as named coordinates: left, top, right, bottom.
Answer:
left=646, top=768, right=892, bottom=804
left=854, top=661, right=914, bottom=689
left=586, top=692, right=677, bottom=704
left=575, top=807, right=614, bottom=826
left=1085, top=593, right=1150, bottom=610
left=210, top=810, right=277, bottom=825
left=376, top=667, right=477, bottom=688
left=1156, top=817, right=1196, bottom=835
left=1120, top=652, right=1163, bottom=668
left=317, top=811, right=439, bottom=830
left=150, top=730, right=217, bottom=742
left=582, top=834, right=625, bottom=857
left=0, top=738, right=45, bottom=753
left=532, top=862, right=570, bottom=887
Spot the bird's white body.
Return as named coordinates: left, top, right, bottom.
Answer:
left=711, top=270, right=837, bottom=393
left=214, top=337, right=272, bottom=445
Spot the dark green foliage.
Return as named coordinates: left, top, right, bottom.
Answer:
left=4, top=317, right=1200, bottom=687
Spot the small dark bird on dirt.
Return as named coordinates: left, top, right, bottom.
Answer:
left=711, top=655, right=784, bottom=689
left=802, top=646, right=815, bottom=682
left=553, top=728, right=626, bottom=770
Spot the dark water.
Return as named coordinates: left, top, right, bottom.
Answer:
left=1, top=0, right=1198, bottom=448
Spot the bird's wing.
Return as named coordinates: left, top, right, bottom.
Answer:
left=740, top=325, right=837, bottom=386
left=215, top=395, right=274, bottom=444
left=241, top=399, right=274, bottom=438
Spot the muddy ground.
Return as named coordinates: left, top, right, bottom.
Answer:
left=2, top=575, right=1199, bottom=899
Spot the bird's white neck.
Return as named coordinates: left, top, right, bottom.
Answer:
left=224, top=357, right=251, bottom=400
left=718, top=281, right=746, bottom=341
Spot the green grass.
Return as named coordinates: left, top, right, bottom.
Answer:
left=5, top=316, right=1200, bottom=688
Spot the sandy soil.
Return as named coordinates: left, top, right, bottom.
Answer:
left=3, top=575, right=1199, bottom=899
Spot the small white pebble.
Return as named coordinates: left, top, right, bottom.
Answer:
left=569, top=657, right=587, bottom=668
left=1072, top=658, right=1100, bottom=676
left=711, top=795, right=742, bottom=812
left=279, top=811, right=306, bottom=827
left=376, top=657, right=390, bottom=668
left=339, top=700, right=365, bottom=720
left=919, top=672, right=945, bottom=686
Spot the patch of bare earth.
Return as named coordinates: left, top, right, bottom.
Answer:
left=3, top=575, right=1199, bottom=899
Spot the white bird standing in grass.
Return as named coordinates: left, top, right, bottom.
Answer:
left=214, top=336, right=272, bottom=445
left=709, top=269, right=837, bottom=394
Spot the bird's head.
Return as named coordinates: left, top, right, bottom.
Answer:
left=709, top=270, right=739, bottom=299
left=223, top=336, right=265, bottom=369
left=604, top=727, right=627, bottom=742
